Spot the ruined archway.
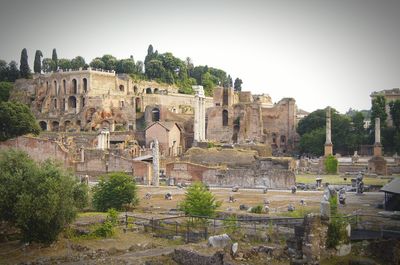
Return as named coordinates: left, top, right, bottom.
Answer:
left=68, top=96, right=77, bottom=109
left=83, top=78, right=88, bottom=93
left=134, top=85, right=138, bottom=94
left=72, top=79, right=77, bottom=94
left=154, top=88, right=159, bottom=94
left=152, top=108, right=160, bottom=122
left=222, top=109, right=228, bottom=126
left=119, top=85, right=124, bottom=92
left=63, top=79, right=67, bottom=94
left=39, top=121, right=47, bottom=131
left=54, top=80, right=58, bottom=95
left=135, top=97, right=141, bottom=112
left=51, top=121, right=59, bottom=132
left=146, top=87, right=152, bottom=94
left=64, top=120, right=71, bottom=131
left=222, top=88, right=228, bottom=106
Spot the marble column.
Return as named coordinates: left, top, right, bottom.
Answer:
left=151, top=139, right=160, bottom=186
left=324, top=107, right=333, bottom=156
left=193, top=85, right=206, bottom=143
left=373, top=117, right=382, bottom=157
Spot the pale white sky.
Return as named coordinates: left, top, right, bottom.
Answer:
left=1, top=0, right=399, bottom=113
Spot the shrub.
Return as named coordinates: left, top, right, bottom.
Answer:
left=73, top=182, right=89, bottom=210
left=0, top=149, right=77, bottom=243
left=326, top=215, right=349, bottom=248
left=223, top=215, right=238, bottom=234
left=92, top=208, right=119, bottom=238
left=250, top=205, right=264, bottom=214
left=92, top=172, right=138, bottom=212
left=325, top=154, right=338, bottom=174
left=179, top=182, right=221, bottom=217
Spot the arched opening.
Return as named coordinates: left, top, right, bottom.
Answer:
left=54, top=80, right=58, bottom=95
left=280, top=135, right=286, bottom=145
left=82, top=97, right=85, bottom=108
left=146, top=87, right=152, bottom=94
left=39, top=121, right=47, bottom=131
left=232, top=117, right=240, bottom=143
left=83, top=78, right=88, bottom=93
left=134, top=85, right=138, bottom=94
left=119, top=85, right=124, bottom=92
left=154, top=88, right=159, bottom=94
left=68, top=96, right=77, bottom=109
left=63, top=80, right=66, bottom=94
left=72, top=79, right=77, bottom=94
left=54, top=98, right=57, bottom=109
left=64, top=120, right=71, bottom=131
left=152, top=108, right=160, bottom=122
left=272, top=133, right=277, bottom=145
left=135, top=97, right=141, bottom=112
left=51, top=121, right=59, bottom=132
left=222, top=110, right=228, bottom=126
left=46, top=81, right=49, bottom=90
left=62, top=99, right=66, bottom=111
left=101, top=120, right=110, bottom=130
left=222, top=88, right=228, bottom=106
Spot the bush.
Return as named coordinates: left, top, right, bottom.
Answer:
left=179, top=182, right=221, bottom=217
left=223, top=215, right=238, bottom=234
left=0, top=149, right=77, bottom=243
left=73, top=182, right=89, bottom=210
left=250, top=205, right=264, bottom=214
left=92, top=172, right=138, bottom=212
left=92, top=208, right=119, bottom=238
left=326, top=215, right=349, bottom=248
left=325, top=154, right=338, bottom=174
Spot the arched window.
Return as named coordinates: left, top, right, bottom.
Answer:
left=222, top=88, right=228, bottom=106
left=146, top=87, right=152, bottom=94
left=72, top=79, right=77, bottom=94
left=222, top=110, right=228, bottom=126
left=39, top=121, right=47, bottom=131
left=152, top=108, right=160, bottom=122
left=83, top=78, right=88, bottom=93
left=154, top=88, right=159, bottom=94
left=64, top=120, right=71, bottom=131
left=82, top=97, right=85, bottom=107
left=135, top=97, right=141, bottom=112
left=68, top=96, right=77, bottom=109
left=54, top=98, right=57, bottom=109
left=63, top=80, right=67, bottom=94
left=119, top=85, right=124, bottom=92
left=54, top=80, right=58, bottom=95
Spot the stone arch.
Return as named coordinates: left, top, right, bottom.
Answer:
left=51, top=121, right=59, bottom=131
left=83, top=78, right=88, bottom=93
left=272, top=133, right=277, bottom=145
left=152, top=108, right=160, bottom=122
left=54, top=98, right=57, bottom=109
left=68, top=96, right=77, bottom=109
left=222, top=109, right=228, bottom=126
left=134, top=85, right=138, bottom=94
left=119, top=84, right=124, bottom=92
left=63, top=79, right=67, bottom=94
left=76, top=120, right=81, bottom=126
left=54, top=80, right=58, bottom=95
left=39, top=121, right=47, bottom=131
left=82, top=97, right=85, bottom=108
left=135, top=97, right=141, bottom=112
left=72, top=79, right=77, bottom=94
left=146, top=87, right=152, bottom=94
left=223, top=88, right=228, bottom=106
left=154, top=88, right=159, bottom=94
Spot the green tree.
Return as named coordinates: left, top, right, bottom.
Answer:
left=324, top=154, right=338, bottom=174
left=19, top=48, right=31, bottom=78
left=0, top=101, right=40, bottom=141
left=92, top=172, right=138, bottom=211
left=299, top=127, right=325, bottom=156
left=71, top=56, right=86, bottom=70
left=7, top=61, right=20, bottom=82
left=58, top=59, right=71, bottom=71
left=90, top=58, right=106, bottom=69
left=370, top=95, right=387, bottom=128
left=0, top=60, right=7, bottom=81
left=101, top=54, right=117, bottom=71
left=73, top=183, right=89, bottom=210
left=0, top=149, right=78, bottom=243
left=179, top=182, right=221, bottom=217
left=52, top=48, right=58, bottom=71
left=42, top=58, right=55, bottom=73
left=0, top=82, right=13, bottom=102
left=234, top=78, right=243, bottom=92
left=33, top=50, right=43, bottom=74
left=389, top=100, right=400, bottom=129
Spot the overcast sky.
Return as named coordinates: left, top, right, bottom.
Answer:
left=1, top=0, right=399, bottom=113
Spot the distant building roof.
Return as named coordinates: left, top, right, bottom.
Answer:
left=145, top=121, right=181, bottom=132
left=371, top=88, right=400, bottom=97
left=381, top=178, right=400, bottom=195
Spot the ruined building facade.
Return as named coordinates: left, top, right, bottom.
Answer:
left=206, top=87, right=298, bottom=153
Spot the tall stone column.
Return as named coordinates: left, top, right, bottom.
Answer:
left=151, top=139, right=160, bottom=186
left=97, top=129, right=110, bottom=150
left=373, top=117, right=382, bottom=157
left=324, top=107, right=333, bottom=156
left=193, top=85, right=206, bottom=143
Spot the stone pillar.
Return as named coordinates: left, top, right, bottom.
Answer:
left=193, top=85, right=206, bottom=144
left=373, top=117, right=382, bottom=157
left=151, top=139, right=160, bottom=186
left=324, top=107, right=333, bottom=156
left=80, top=146, right=85, bottom=162
left=97, top=129, right=110, bottom=150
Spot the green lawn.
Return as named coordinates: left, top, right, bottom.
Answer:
left=296, top=174, right=397, bottom=186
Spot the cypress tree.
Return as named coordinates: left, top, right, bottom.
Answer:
left=52, top=48, right=58, bottom=71
left=34, top=50, right=43, bottom=74
left=19, top=48, right=31, bottom=78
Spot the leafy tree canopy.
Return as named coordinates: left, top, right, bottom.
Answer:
left=0, top=81, right=13, bottom=102
left=179, top=182, right=221, bottom=217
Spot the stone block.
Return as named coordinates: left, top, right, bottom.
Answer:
left=208, top=234, right=232, bottom=248
left=320, top=201, right=330, bottom=219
